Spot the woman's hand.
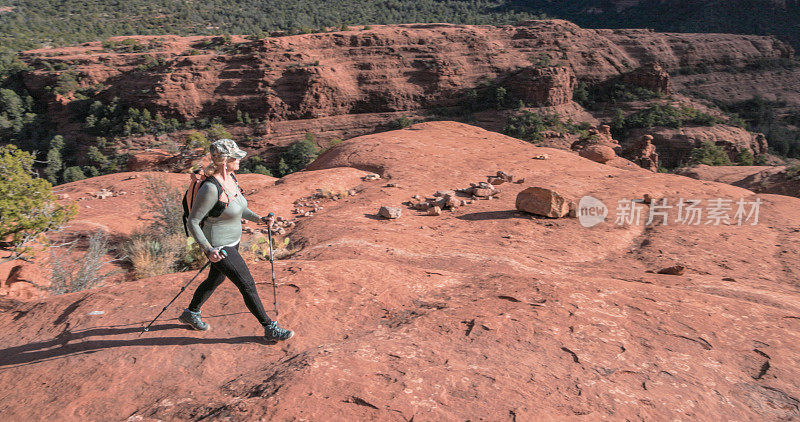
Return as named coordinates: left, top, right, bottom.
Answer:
left=206, top=248, right=225, bottom=263
left=260, top=212, right=275, bottom=228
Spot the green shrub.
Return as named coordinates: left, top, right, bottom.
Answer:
left=274, top=136, right=319, bottom=177
left=690, top=141, right=732, bottom=166
left=394, top=116, right=413, bottom=129
left=736, top=149, right=754, bottom=166
left=786, top=164, right=800, bottom=181
left=503, top=111, right=591, bottom=143
left=611, top=105, right=720, bottom=139
left=573, top=81, right=661, bottom=110
left=239, top=156, right=273, bottom=176
left=0, top=145, right=77, bottom=264
left=62, top=165, right=86, bottom=182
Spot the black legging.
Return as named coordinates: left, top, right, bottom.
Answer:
left=187, top=244, right=272, bottom=327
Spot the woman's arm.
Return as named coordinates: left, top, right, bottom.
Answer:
left=187, top=182, right=218, bottom=252
left=241, top=206, right=261, bottom=223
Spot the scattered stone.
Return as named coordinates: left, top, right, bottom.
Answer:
left=124, top=174, right=139, bottom=180
left=460, top=200, right=467, bottom=206
left=243, top=227, right=254, bottom=234
left=414, top=202, right=431, bottom=211
left=431, top=197, right=447, bottom=209
left=348, top=189, right=357, bottom=196
left=362, top=173, right=381, bottom=181
left=496, top=171, right=514, bottom=182
left=515, top=187, right=570, bottom=218
left=427, top=206, right=442, bottom=216
left=473, top=188, right=496, bottom=198
left=568, top=201, right=577, bottom=218
left=412, top=195, right=423, bottom=200
left=434, top=190, right=456, bottom=198
left=93, top=188, right=114, bottom=199
left=56, top=193, right=70, bottom=200
left=488, top=177, right=505, bottom=185
left=446, top=196, right=460, bottom=209
left=117, top=191, right=127, bottom=196
left=657, top=265, right=686, bottom=276
left=379, top=206, right=402, bottom=219
left=532, top=154, right=550, bottom=160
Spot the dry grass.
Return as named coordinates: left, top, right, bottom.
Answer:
left=243, top=234, right=299, bottom=261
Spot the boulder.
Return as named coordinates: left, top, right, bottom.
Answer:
left=515, top=187, right=570, bottom=218
left=579, top=145, right=617, bottom=164
left=379, top=206, right=402, bottom=219
left=427, top=206, right=442, bottom=216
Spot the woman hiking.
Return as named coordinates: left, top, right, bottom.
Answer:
left=180, top=138, right=294, bottom=342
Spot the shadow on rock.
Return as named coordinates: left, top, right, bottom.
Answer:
left=456, top=210, right=528, bottom=221
left=0, top=322, right=266, bottom=369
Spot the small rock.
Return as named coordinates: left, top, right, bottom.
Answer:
left=446, top=196, right=460, bottom=209
left=643, top=193, right=654, bottom=204
left=434, top=190, right=456, bottom=198
left=243, top=227, right=254, bottom=234
left=56, top=193, right=70, bottom=200
left=93, top=189, right=114, bottom=199
left=473, top=188, right=495, bottom=198
left=412, top=195, right=423, bottom=200
left=515, top=178, right=526, bottom=184
left=487, top=177, right=505, bottom=185
left=379, top=206, right=402, bottom=219
left=532, top=154, right=550, bottom=160
left=362, top=173, right=381, bottom=181
left=385, top=183, right=397, bottom=187
left=657, top=265, right=686, bottom=276
left=414, top=201, right=431, bottom=211
left=497, top=171, right=514, bottom=182
left=427, top=206, right=442, bottom=216
left=460, top=200, right=467, bottom=206
left=348, top=189, right=357, bottom=196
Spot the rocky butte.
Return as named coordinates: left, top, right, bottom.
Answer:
left=16, top=20, right=797, bottom=169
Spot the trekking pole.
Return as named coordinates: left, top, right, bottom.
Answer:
left=139, top=250, right=226, bottom=336
left=267, top=221, right=279, bottom=317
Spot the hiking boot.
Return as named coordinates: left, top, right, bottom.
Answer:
left=264, top=321, right=294, bottom=341
left=179, top=309, right=210, bottom=331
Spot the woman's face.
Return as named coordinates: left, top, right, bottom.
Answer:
left=227, top=158, right=241, bottom=171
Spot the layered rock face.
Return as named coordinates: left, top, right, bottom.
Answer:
left=621, top=62, right=672, bottom=94
left=19, top=21, right=793, bottom=124
left=630, top=125, right=769, bottom=167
